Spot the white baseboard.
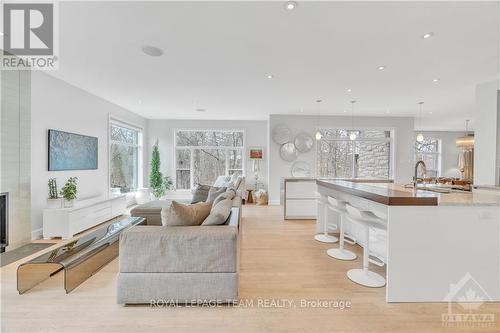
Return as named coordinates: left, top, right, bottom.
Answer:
left=268, top=200, right=281, bottom=206
left=31, top=228, right=43, bottom=240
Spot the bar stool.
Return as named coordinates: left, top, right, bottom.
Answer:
left=345, top=204, right=387, bottom=288
left=314, top=196, right=338, bottom=243
left=326, top=198, right=357, bottom=261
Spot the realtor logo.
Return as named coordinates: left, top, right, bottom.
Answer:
left=441, top=272, right=495, bottom=328
left=4, top=3, right=53, bottom=55
left=2, top=2, right=58, bottom=69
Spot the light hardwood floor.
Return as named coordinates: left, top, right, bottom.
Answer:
left=1, top=205, right=498, bottom=333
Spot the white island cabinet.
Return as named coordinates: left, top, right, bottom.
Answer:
left=284, top=178, right=317, bottom=219
left=43, top=195, right=126, bottom=239
left=316, top=180, right=500, bottom=303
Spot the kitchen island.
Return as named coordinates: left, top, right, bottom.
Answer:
left=316, top=180, right=500, bottom=302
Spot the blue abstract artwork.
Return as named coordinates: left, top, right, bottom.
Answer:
left=48, top=130, right=98, bottom=171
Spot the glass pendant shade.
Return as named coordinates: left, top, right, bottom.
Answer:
left=349, top=132, right=357, bottom=141
left=315, top=131, right=322, bottom=140
left=416, top=133, right=424, bottom=142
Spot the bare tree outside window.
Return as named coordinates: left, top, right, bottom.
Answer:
left=110, top=123, right=141, bottom=193
left=415, top=138, right=441, bottom=177
left=175, top=130, right=244, bottom=189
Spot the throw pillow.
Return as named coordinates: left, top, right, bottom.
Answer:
left=229, top=173, right=239, bottom=186
left=202, top=198, right=233, bottom=226
left=165, top=201, right=212, bottom=226
left=232, top=176, right=243, bottom=190
left=191, top=184, right=211, bottom=203
left=160, top=204, right=172, bottom=226
left=213, top=175, right=231, bottom=187
left=212, top=190, right=236, bottom=207
left=205, top=186, right=227, bottom=203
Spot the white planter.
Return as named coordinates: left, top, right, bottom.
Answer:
left=135, top=188, right=150, bottom=204
left=47, top=198, right=62, bottom=209
left=63, top=199, right=74, bottom=208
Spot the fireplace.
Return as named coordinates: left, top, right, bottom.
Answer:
left=1, top=192, right=8, bottom=253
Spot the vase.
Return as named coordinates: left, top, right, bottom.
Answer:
left=64, top=199, right=74, bottom=208
left=47, top=198, right=62, bottom=209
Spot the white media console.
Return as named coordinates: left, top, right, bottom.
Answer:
left=43, top=195, right=126, bottom=239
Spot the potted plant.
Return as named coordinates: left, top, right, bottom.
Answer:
left=47, top=178, right=62, bottom=208
left=60, top=177, right=78, bottom=208
left=149, top=140, right=174, bottom=199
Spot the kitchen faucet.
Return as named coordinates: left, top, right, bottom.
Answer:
left=414, top=160, right=427, bottom=189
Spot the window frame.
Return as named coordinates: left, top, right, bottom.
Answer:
left=316, top=127, right=395, bottom=180
left=108, top=116, right=144, bottom=195
left=414, top=138, right=442, bottom=177
left=173, top=128, right=246, bottom=190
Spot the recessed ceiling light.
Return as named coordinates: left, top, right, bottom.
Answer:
left=195, top=108, right=206, bottom=112
left=142, top=45, right=163, bottom=57
left=433, top=78, right=440, bottom=82
left=284, top=1, right=298, bottom=10
left=378, top=66, right=386, bottom=70
left=266, top=74, right=274, bottom=79
left=0, top=32, right=4, bottom=36
left=347, top=88, right=352, bottom=93
left=422, top=32, right=434, bottom=39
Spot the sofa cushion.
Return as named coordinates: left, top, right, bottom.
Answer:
left=131, top=199, right=193, bottom=226
left=206, top=186, right=227, bottom=203
left=165, top=201, right=212, bottom=226
left=202, top=198, right=233, bottom=226
left=191, top=184, right=211, bottom=203
left=131, top=200, right=172, bottom=215
left=212, top=190, right=236, bottom=207
left=119, top=225, right=238, bottom=273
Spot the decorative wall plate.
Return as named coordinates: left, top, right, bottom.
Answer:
left=291, top=161, right=312, bottom=177
left=272, top=124, right=292, bottom=145
left=280, top=142, right=298, bottom=162
left=294, top=133, right=314, bottom=153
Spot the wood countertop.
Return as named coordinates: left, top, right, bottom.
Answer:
left=317, top=180, right=500, bottom=206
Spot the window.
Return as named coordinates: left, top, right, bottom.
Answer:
left=174, top=130, right=244, bottom=189
left=109, top=121, right=143, bottom=193
left=317, top=129, right=392, bottom=179
left=415, top=138, right=441, bottom=177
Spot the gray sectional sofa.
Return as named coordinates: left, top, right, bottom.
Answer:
left=117, top=200, right=241, bottom=304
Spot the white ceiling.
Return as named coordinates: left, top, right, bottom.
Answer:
left=51, top=1, right=500, bottom=130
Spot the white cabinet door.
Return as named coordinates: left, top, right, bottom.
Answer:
left=285, top=199, right=317, bottom=219
left=286, top=182, right=317, bottom=199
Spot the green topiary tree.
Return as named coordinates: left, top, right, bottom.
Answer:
left=149, top=140, right=173, bottom=199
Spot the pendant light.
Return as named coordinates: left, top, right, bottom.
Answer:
left=416, top=102, right=425, bottom=142
left=456, top=119, right=474, bottom=149
left=315, top=99, right=322, bottom=140
left=349, top=100, right=357, bottom=140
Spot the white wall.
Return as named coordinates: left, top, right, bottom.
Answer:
left=419, top=131, right=467, bottom=178
left=147, top=119, right=268, bottom=190
left=474, top=80, right=499, bottom=185
left=497, top=90, right=500, bottom=185
left=30, top=72, right=148, bottom=238
left=268, top=114, right=415, bottom=204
